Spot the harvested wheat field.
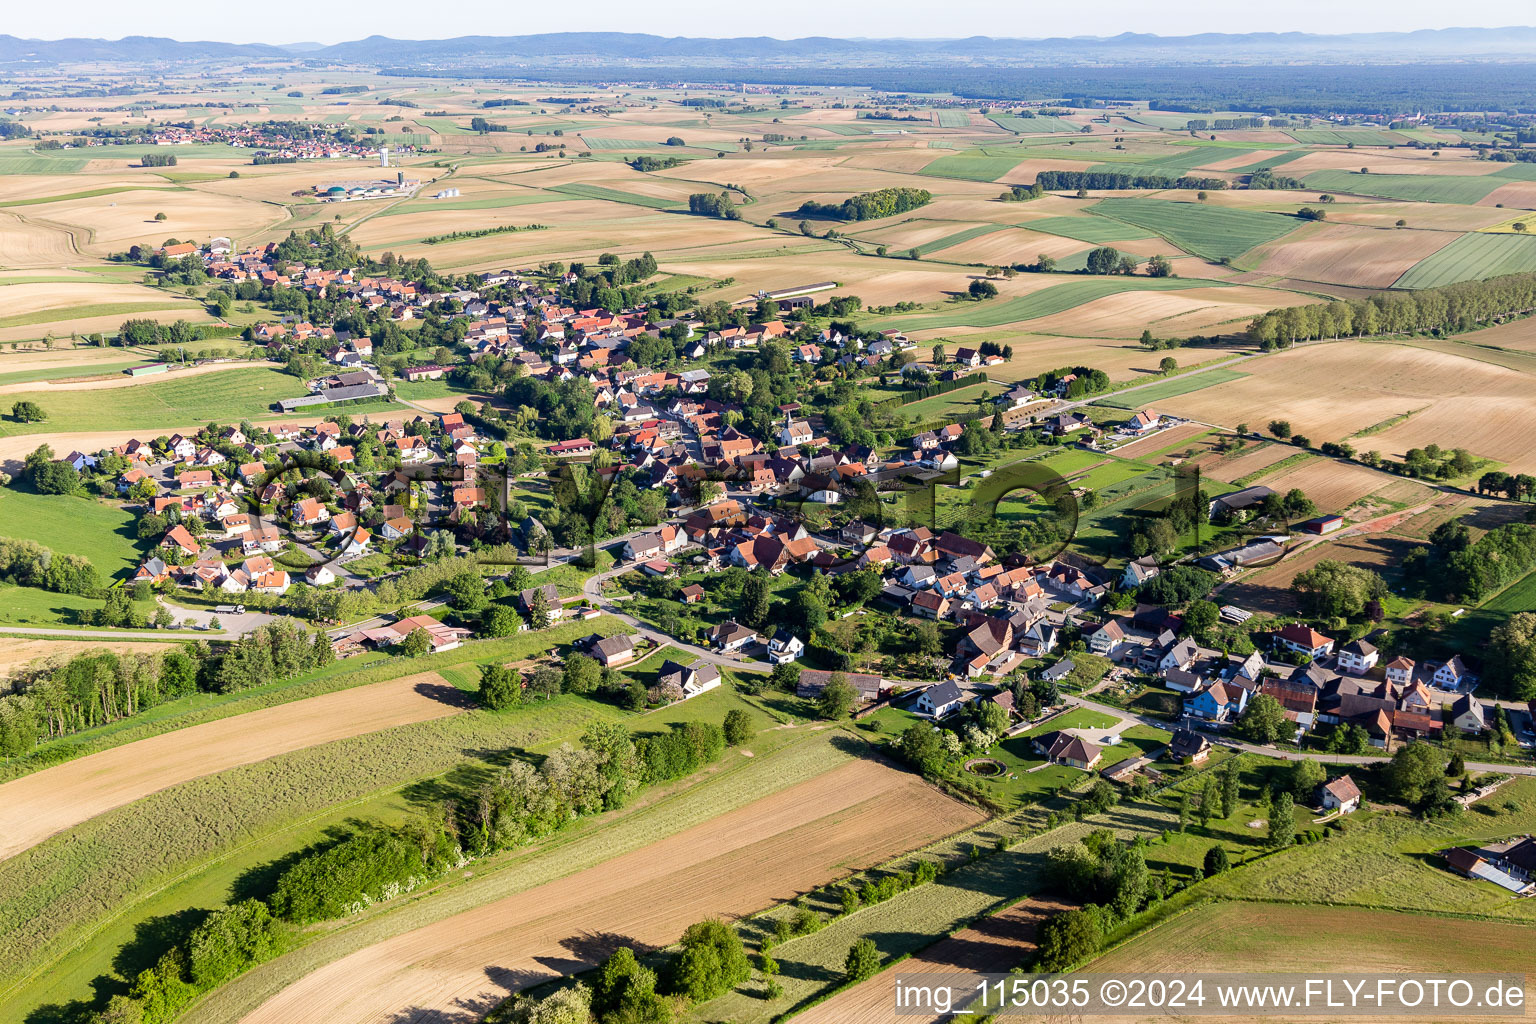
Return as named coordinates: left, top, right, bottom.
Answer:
left=1156, top=342, right=1536, bottom=465
left=798, top=897, right=1074, bottom=1024
left=0, top=638, right=172, bottom=676
left=1257, top=458, right=1393, bottom=513
left=0, top=672, right=467, bottom=860
left=0, top=211, right=84, bottom=266
left=1024, top=286, right=1296, bottom=339
left=236, top=759, right=981, bottom=1024
left=1247, top=222, right=1458, bottom=288
left=1455, top=317, right=1536, bottom=352
left=1073, top=903, right=1536, bottom=1024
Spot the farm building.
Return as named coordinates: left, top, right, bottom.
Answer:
left=1301, top=515, right=1345, bottom=535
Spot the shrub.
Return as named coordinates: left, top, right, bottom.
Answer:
left=845, top=937, right=881, bottom=983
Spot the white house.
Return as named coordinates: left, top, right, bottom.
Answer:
left=915, top=680, right=965, bottom=719
left=767, top=628, right=805, bottom=665
left=1319, top=775, right=1361, bottom=814
left=1336, top=639, right=1379, bottom=675
left=1435, top=655, right=1472, bottom=690
left=306, top=564, right=337, bottom=586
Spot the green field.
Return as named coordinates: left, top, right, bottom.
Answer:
left=1392, top=232, right=1536, bottom=289
left=1023, top=215, right=1156, bottom=244
left=1221, top=150, right=1309, bottom=175
left=866, top=277, right=1205, bottom=332
left=0, top=155, right=90, bottom=174
left=0, top=367, right=310, bottom=439
left=919, top=150, right=1025, bottom=182
left=0, top=488, right=146, bottom=577
left=934, top=110, right=972, bottom=128
left=0, top=360, right=142, bottom=387
left=1089, top=197, right=1303, bottom=262
left=818, top=123, right=873, bottom=136
left=579, top=137, right=670, bottom=150
left=905, top=222, right=1011, bottom=257
left=1303, top=169, right=1505, bottom=205
left=1092, top=367, right=1251, bottom=409
left=0, top=301, right=200, bottom=331
left=1287, top=129, right=1417, bottom=146
left=545, top=183, right=683, bottom=209
left=0, top=584, right=116, bottom=627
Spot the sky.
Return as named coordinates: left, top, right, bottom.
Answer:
left=7, top=0, right=1534, bottom=46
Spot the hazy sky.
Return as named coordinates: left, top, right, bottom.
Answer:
left=9, top=0, right=1534, bottom=45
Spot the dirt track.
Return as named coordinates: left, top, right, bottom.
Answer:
left=237, top=759, right=983, bottom=1024
left=0, top=672, right=466, bottom=861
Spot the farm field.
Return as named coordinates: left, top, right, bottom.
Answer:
left=1392, top=232, right=1536, bottom=289
left=1154, top=341, right=1536, bottom=472
left=1088, top=198, right=1303, bottom=262
left=1246, top=221, right=1458, bottom=288
left=0, top=367, right=311, bottom=441
left=866, top=278, right=1208, bottom=332
left=1304, top=168, right=1507, bottom=204
left=1091, top=367, right=1250, bottom=409
left=1087, top=902, right=1536, bottom=1020
left=1221, top=530, right=1418, bottom=615
left=218, top=754, right=980, bottom=1024
left=0, top=672, right=470, bottom=861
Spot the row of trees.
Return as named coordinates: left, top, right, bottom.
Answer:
left=1035, top=170, right=1227, bottom=191
left=0, top=624, right=334, bottom=757
left=1246, top=271, right=1536, bottom=346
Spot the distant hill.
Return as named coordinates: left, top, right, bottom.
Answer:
left=3, top=28, right=1536, bottom=66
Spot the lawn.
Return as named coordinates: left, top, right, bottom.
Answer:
left=545, top=183, right=683, bottom=209
left=1392, top=232, right=1536, bottom=289
left=0, top=487, right=146, bottom=578
left=0, top=367, right=310, bottom=438
left=1303, top=168, right=1505, bottom=205
left=1090, top=367, right=1250, bottom=409
left=0, top=585, right=120, bottom=627
left=1021, top=707, right=1120, bottom=736
left=865, top=277, right=1204, bottom=332
left=1202, top=776, right=1536, bottom=922
left=1089, top=197, right=1303, bottom=262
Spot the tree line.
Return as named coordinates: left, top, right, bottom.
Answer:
left=1033, top=170, right=1228, bottom=191
left=0, top=624, right=331, bottom=757
left=81, top=715, right=744, bottom=1023
left=1246, top=271, right=1536, bottom=346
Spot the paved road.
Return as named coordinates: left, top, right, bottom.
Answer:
left=1062, top=691, right=1536, bottom=777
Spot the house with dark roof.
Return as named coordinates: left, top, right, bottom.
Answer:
left=914, top=680, right=965, bottom=718
left=1167, top=729, right=1211, bottom=763
left=591, top=634, right=636, bottom=667
left=1035, top=731, right=1103, bottom=770
left=797, top=669, right=883, bottom=703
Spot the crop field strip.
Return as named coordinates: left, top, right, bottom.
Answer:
left=1090, top=367, right=1251, bottom=409
left=867, top=277, right=1208, bottom=332
left=1392, top=232, right=1536, bottom=289
left=934, top=110, right=972, bottom=128
left=1303, top=168, right=1507, bottom=205
left=918, top=150, right=1029, bottom=182
left=1022, top=215, right=1156, bottom=244
left=1286, top=128, right=1418, bottom=146
left=220, top=754, right=982, bottom=1024
left=543, top=183, right=684, bottom=209
left=0, top=673, right=470, bottom=861
left=1088, top=197, right=1304, bottom=262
